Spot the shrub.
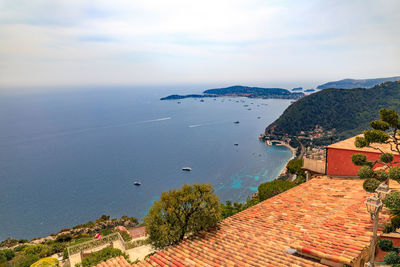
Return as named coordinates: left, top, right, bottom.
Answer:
left=14, top=244, right=28, bottom=252
left=375, top=171, right=389, bottom=182
left=118, top=230, right=132, bottom=242
left=384, top=251, right=400, bottom=264
left=258, top=180, right=295, bottom=201
left=31, top=257, right=59, bottom=267
left=385, top=192, right=400, bottom=216
left=100, top=228, right=113, bottom=236
left=362, top=178, right=380, bottom=192
left=55, top=234, right=72, bottom=243
left=357, top=166, right=375, bottom=179
left=392, top=216, right=400, bottom=229
left=81, top=247, right=129, bottom=267
left=379, top=239, right=394, bottom=251
left=389, top=167, right=400, bottom=182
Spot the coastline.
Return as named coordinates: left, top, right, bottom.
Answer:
left=263, top=140, right=296, bottom=177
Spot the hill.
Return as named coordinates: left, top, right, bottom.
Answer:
left=317, top=76, right=400, bottom=89
left=161, top=85, right=304, bottom=100
left=265, top=81, right=400, bottom=142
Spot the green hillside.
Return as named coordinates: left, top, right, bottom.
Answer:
left=266, top=81, right=400, bottom=141
left=317, top=76, right=400, bottom=89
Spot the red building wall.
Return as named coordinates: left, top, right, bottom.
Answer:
left=326, top=147, right=400, bottom=176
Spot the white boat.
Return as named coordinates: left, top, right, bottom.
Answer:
left=133, top=181, right=141, bottom=186
left=182, top=167, right=192, bottom=171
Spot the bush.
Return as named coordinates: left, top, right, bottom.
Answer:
left=100, top=228, right=113, bottom=236
left=81, top=247, right=129, bottom=267
left=31, top=257, right=59, bottom=267
left=375, top=171, right=388, bottom=182
left=118, top=230, right=132, bottom=242
left=363, top=178, right=380, bottom=193
left=258, top=180, right=295, bottom=201
left=389, top=167, right=400, bottom=182
left=384, top=251, right=400, bottom=264
left=357, top=166, right=375, bottom=179
left=385, top=192, right=400, bottom=216
left=14, top=244, right=28, bottom=252
left=55, top=234, right=72, bottom=243
left=392, top=216, right=400, bottom=229
left=379, top=239, right=394, bottom=251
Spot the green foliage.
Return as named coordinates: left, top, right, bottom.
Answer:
left=389, top=167, right=400, bottom=182
left=357, top=166, right=375, bottom=179
left=55, top=234, right=72, bottom=243
left=384, top=251, right=400, bottom=265
left=392, top=216, right=400, bottom=229
left=384, top=192, right=400, bottom=216
left=6, top=254, right=39, bottom=267
left=30, top=257, right=59, bottom=267
left=100, top=228, right=113, bottom=236
left=380, top=153, right=394, bottom=163
left=370, top=120, right=390, bottom=131
left=363, top=129, right=390, bottom=144
left=117, top=230, right=132, bottom=242
left=380, top=108, right=400, bottom=127
left=375, top=171, right=389, bottom=182
left=379, top=239, right=394, bottom=252
left=95, top=215, right=110, bottom=224
left=258, top=180, right=295, bottom=202
left=144, top=184, right=221, bottom=249
left=265, top=81, right=400, bottom=140
left=0, top=249, right=15, bottom=263
left=351, top=153, right=368, bottom=166
left=355, top=137, right=368, bottom=148
left=81, top=247, right=129, bottom=267
left=362, top=178, right=380, bottom=192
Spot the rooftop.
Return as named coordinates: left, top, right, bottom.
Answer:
left=327, top=135, right=399, bottom=154
left=136, top=177, right=391, bottom=266
left=95, top=256, right=131, bottom=267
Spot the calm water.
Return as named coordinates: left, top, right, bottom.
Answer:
left=0, top=87, right=292, bottom=240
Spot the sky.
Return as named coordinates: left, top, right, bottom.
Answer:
left=0, top=0, right=399, bottom=89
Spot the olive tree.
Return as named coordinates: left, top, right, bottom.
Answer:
left=352, top=109, right=400, bottom=192
left=144, top=184, right=221, bottom=249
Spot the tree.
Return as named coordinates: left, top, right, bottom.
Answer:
left=352, top=109, right=400, bottom=192
left=258, top=180, right=295, bottom=201
left=144, top=184, right=221, bottom=249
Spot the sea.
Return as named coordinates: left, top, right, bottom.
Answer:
left=0, top=86, right=292, bottom=240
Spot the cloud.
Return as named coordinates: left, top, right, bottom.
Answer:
left=0, top=0, right=399, bottom=89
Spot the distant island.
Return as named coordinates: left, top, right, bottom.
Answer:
left=161, top=85, right=304, bottom=100
left=317, top=76, right=400, bottom=89
left=292, top=87, right=303, bottom=91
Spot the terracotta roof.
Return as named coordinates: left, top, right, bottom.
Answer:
left=327, top=135, right=399, bottom=154
left=136, top=177, right=391, bottom=266
left=95, top=256, right=132, bottom=267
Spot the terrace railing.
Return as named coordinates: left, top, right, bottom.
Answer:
left=67, top=232, right=125, bottom=257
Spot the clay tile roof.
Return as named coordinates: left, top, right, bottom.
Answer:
left=135, top=177, right=392, bottom=266
left=327, top=135, right=399, bottom=154
left=95, top=256, right=132, bottom=267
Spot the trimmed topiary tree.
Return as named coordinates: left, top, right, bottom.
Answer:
left=385, top=251, right=400, bottom=265
left=352, top=109, right=400, bottom=192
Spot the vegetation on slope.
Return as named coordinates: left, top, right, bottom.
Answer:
left=317, top=76, right=400, bottom=89
left=266, top=81, right=400, bottom=141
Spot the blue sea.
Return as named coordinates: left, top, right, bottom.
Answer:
left=0, top=87, right=292, bottom=240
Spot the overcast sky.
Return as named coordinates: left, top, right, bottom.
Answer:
left=0, top=0, right=399, bottom=89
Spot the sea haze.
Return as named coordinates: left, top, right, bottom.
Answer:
left=0, top=87, right=292, bottom=240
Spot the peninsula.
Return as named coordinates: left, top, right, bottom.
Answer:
left=160, top=85, right=304, bottom=100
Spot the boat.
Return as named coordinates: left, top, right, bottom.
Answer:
left=234, top=121, right=240, bottom=124
left=234, top=143, right=239, bottom=146
left=177, top=102, right=181, bottom=104
left=257, top=117, right=261, bottom=119
left=133, top=181, right=141, bottom=186
left=182, top=167, right=192, bottom=171
left=200, top=99, right=204, bottom=102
